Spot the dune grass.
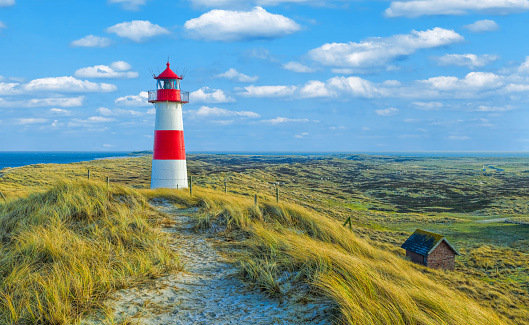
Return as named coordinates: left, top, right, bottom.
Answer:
left=144, top=187, right=515, bottom=325
left=0, top=180, right=180, bottom=324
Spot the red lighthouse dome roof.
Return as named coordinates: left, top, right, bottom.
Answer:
left=155, top=62, right=182, bottom=80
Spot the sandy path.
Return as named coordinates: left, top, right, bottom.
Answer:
left=83, top=199, right=333, bottom=325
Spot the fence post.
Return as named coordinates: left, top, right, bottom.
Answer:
left=87, top=169, right=90, bottom=180
left=189, top=175, right=193, bottom=196
left=276, top=185, right=279, bottom=203
left=224, top=179, right=227, bottom=194
left=254, top=194, right=258, bottom=205
left=106, top=177, right=109, bottom=189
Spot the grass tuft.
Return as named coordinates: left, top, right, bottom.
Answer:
left=0, top=180, right=180, bottom=324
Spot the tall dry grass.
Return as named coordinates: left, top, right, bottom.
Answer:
left=0, top=180, right=180, bottom=324
left=147, top=188, right=510, bottom=324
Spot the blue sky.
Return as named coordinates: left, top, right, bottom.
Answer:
left=1, top=0, right=529, bottom=152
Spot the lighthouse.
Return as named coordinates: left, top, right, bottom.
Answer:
left=148, top=62, right=189, bottom=189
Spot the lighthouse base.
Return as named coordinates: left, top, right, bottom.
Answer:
left=151, top=159, right=188, bottom=189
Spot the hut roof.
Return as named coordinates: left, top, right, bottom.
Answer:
left=401, top=229, right=460, bottom=256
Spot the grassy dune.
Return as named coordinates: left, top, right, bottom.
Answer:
left=0, top=180, right=179, bottom=324
left=0, top=155, right=528, bottom=324
left=146, top=188, right=515, bottom=324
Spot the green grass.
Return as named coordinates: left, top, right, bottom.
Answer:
left=1, top=154, right=528, bottom=324
left=0, top=180, right=180, bottom=324
left=148, top=187, right=518, bottom=324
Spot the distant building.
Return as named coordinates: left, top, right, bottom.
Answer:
left=401, top=229, right=460, bottom=270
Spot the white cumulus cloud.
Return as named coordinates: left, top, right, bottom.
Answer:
left=71, top=35, right=112, bottom=48
left=0, top=21, right=5, bottom=29
left=23, top=77, right=116, bottom=92
left=190, top=87, right=236, bottom=103
left=184, top=6, right=300, bottom=41
left=261, top=116, right=310, bottom=124
left=97, top=106, right=144, bottom=116
left=115, top=91, right=150, bottom=106
left=375, top=107, right=399, bottom=116
left=238, top=85, right=297, bottom=97
left=434, top=54, right=499, bottom=69
left=413, top=102, right=443, bottom=110
left=216, top=68, right=258, bottom=82
left=0, top=96, right=84, bottom=108
left=386, top=0, right=529, bottom=17
left=15, top=118, right=48, bottom=125
left=420, top=72, right=503, bottom=91
left=187, top=106, right=260, bottom=118
left=106, top=20, right=169, bottom=42
left=108, top=0, right=149, bottom=10
left=309, top=27, right=463, bottom=71
left=74, top=61, right=139, bottom=79
left=463, top=19, right=500, bottom=32
left=0, top=0, right=14, bottom=7
left=282, top=61, right=316, bottom=73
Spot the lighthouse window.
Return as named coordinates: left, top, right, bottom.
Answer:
left=163, top=80, right=174, bottom=89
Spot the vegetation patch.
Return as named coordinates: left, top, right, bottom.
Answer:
left=0, top=180, right=180, bottom=324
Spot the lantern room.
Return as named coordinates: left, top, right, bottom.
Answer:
left=148, top=62, right=189, bottom=103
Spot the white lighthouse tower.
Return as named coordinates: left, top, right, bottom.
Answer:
left=148, top=62, right=189, bottom=189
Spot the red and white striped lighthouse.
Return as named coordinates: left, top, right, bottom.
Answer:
left=148, top=62, right=189, bottom=189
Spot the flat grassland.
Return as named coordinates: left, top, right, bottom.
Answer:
left=0, top=153, right=528, bottom=324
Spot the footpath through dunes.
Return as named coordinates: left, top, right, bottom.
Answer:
left=84, top=199, right=333, bottom=325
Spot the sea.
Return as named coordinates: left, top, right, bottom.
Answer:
left=0, top=152, right=131, bottom=170
left=0, top=151, right=528, bottom=170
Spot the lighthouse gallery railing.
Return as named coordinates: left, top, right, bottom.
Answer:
left=148, top=90, right=189, bottom=103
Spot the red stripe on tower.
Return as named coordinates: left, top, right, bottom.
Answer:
left=153, top=130, right=186, bottom=160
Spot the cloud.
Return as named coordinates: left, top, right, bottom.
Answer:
left=96, top=106, right=144, bottom=116
left=474, top=105, right=513, bottom=112
left=190, top=87, right=236, bottom=103
left=108, top=0, right=148, bottom=10
left=216, top=68, right=258, bottom=82
left=72, top=116, right=117, bottom=123
left=375, top=107, right=399, bottom=116
left=23, top=77, right=116, bottom=92
left=49, top=108, right=71, bottom=115
left=446, top=135, right=470, bottom=140
left=433, top=54, right=499, bottom=69
left=261, top=116, right=310, bottom=124
left=385, top=0, right=529, bottom=17
left=184, top=6, right=300, bottom=41
left=0, top=96, right=84, bottom=108
left=186, top=106, right=260, bottom=118
left=463, top=19, right=500, bottom=32
left=70, top=35, right=112, bottom=48
left=238, top=85, right=297, bottom=97
left=0, top=0, right=14, bottom=7
left=115, top=91, right=150, bottom=106
left=282, top=61, right=316, bottom=73
left=106, top=20, right=169, bottom=42
left=0, top=21, right=5, bottom=29
left=420, top=72, right=503, bottom=91
left=299, top=80, right=333, bottom=98
left=294, top=132, right=309, bottom=138
left=309, top=28, right=463, bottom=71
left=15, top=118, right=48, bottom=125
left=74, top=61, right=138, bottom=79
left=413, top=102, right=443, bottom=110
left=0, top=82, right=19, bottom=95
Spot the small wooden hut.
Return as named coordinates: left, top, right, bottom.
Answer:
left=401, top=229, right=460, bottom=270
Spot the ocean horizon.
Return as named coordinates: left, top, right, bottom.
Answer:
left=0, top=151, right=528, bottom=170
